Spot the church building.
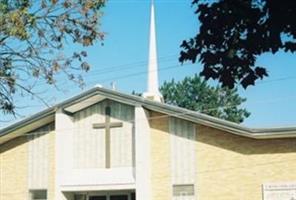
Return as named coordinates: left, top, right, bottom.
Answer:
left=2, top=2, right=296, bottom=200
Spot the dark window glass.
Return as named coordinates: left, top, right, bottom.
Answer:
left=173, top=184, right=195, bottom=196
left=110, top=195, right=128, bottom=200
left=131, top=192, right=136, bottom=200
left=74, top=194, right=87, bottom=200
left=30, top=190, right=47, bottom=200
left=89, top=196, right=107, bottom=200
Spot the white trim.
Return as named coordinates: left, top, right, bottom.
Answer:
left=170, top=117, right=197, bottom=200
left=61, top=183, right=135, bottom=192
left=75, top=190, right=134, bottom=200
left=135, top=106, right=151, bottom=200
left=60, top=167, right=135, bottom=188
left=4, top=86, right=296, bottom=145
left=64, top=95, right=105, bottom=113
left=55, top=109, right=75, bottom=200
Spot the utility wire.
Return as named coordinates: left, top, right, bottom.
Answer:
left=4, top=63, right=296, bottom=113
left=11, top=60, right=189, bottom=99
left=1, top=69, right=296, bottom=126
left=85, top=54, right=178, bottom=74
left=0, top=54, right=180, bottom=90
left=1, top=54, right=296, bottom=125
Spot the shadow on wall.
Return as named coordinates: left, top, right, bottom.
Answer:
left=147, top=112, right=296, bottom=155
left=0, top=136, right=28, bottom=154
left=196, top=125, right=296, bottom=155
left=73, top=99, right=135, bottom=124
left=0, top=122, right=54, bottom=154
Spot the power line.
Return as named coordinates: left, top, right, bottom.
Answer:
left=257, top=75, right=296, bottom=85
left=98, top=63, right=184, bottom=83
left=0, top=54, right=180, bottom=88
left=2, top=52, right=296, bottom=94
left=0, top=72, right=295, bottom=126
left=9, top=65, right=296, bottom=111
left=0, top=60, right=186, bottom=124
left=20, top=61, right=189, bottom=96
left=2, top=69, right=296, bottom=126
left=1, top=54, right=296, bottom=125
left=25, top=65, right=296, bottom=92
left=86, top=54, right=178, bottom=74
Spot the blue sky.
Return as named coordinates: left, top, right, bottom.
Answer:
left=1, top=0, right=296, bottom=128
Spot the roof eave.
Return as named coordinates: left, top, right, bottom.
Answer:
left=1, top=86, right=296, bottom=141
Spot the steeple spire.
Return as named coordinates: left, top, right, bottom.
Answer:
left=143, top=0, right=163, bottom=102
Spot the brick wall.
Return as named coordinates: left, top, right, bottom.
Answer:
left=0, top=130, right=55, bottom=200
left=149, top=112, right=172, bottom=200
left=149, top=111, right=296, bottom=200
left=196, top=125, right=296, bottom=200
left=0, top=136, right=28, bottom=200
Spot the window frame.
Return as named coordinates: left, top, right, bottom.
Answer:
left=29, top=189, right=47, bottom=200
left=172, top=184, right=195, bottom=197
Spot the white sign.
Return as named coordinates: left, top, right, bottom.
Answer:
left=263, top=182, right=296, bottom=200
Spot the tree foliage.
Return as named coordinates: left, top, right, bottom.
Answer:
left=160, top=75, right=250, bottom=123
left=0, top=0, right=105, bottom=114
left=180, top=0, right=296, bottom=89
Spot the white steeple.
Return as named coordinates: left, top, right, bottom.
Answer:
left=142, top=0, right=163, bottom=102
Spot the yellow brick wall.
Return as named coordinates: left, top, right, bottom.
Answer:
left=0, top=136, right=28, bottom=200
left=149, top=112, right=172, bottom=200
left=0, top=130, right=55, bottom=200
left=196, top=125, right=296, bottom=200
left=149, top=112, right=296, bottom=200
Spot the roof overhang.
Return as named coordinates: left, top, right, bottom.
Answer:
left=0, top=109, right=55, bottom=144
left=141, top=100, right=296, bottom=139
left=1, top=86, right=296, bottom=145
left=63, top=95, right=106, bottom=113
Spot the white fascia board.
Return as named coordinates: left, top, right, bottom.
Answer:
left=0, top=111, right=55, bottom=144
left=63, top=95, right=105, bottom=113
left=60, top=183, right=136, bottom=192
left=141, top=103, right=296, bottom=139
left=2, top=86, right=296, bottom=141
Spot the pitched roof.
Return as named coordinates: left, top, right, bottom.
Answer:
left=1, top=86, right=296, bottom=144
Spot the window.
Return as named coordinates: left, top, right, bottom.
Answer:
left=74, top=194, right=87, bottom=200
left=89, top=196, right=106, bottom=200
left=173, top=184, right=195, bottom=196
left=30, top=190, right=47, bottom=200
left=110, top=195, right=128, bottom=200
left=131, top=192, right=136, bottom=200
